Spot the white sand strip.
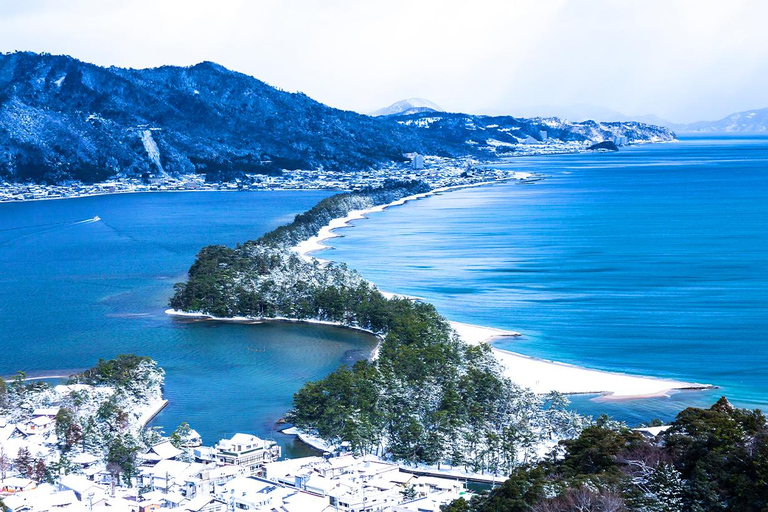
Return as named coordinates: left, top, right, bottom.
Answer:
left=449, top=320, right=713, bottom=399
left=449, top=320, right=521, bottom=344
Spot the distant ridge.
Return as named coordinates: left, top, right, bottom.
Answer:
left=680, top=106, right=768, bottom=133
left=371, top=98, right=443, bottom=117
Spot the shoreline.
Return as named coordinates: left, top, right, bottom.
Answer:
left=449, top=321, right=713, bottom=399
left=293, top=174, right=532, bottom=261
left=287, top=178, right=716, bottom=400
left=0, top=186, right=341, bottom=205
left=166, top=310, right=714, bottom=402
left=138, top=398, right=170, bottom=429
left=165, top=309, right=385, bottom=360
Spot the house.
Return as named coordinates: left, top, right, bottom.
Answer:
left=2, top=487, right=79, bottom=511
left=139, top=459, right=207, bottom=494
left=0, top=477, right=36, bottom=493
left=392, top=490, right=470, bottom=512
left=213, top=434, right=280, bottom=475
left=411, top=154, right=425, bottom=170
left=22, top=416, right=55, bottom=435
left=57, top=474, right=107, bottom=502
left=138, top=440, right=184, bottom=464
left=215, top=476, right=327, bottom=511
left=182, top=429, right=203, bottom=448
left=180, top=495, right=227, bottom=512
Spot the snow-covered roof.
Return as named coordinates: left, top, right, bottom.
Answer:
left=32, top=407, right=60, bottom=417
left=72, top=452, right=100, bottom=465
left=142, top=459, right=206, bottom=480
left=142, top=440, right=183, bottom=461
left=182, top=495, right=226, bottom=511
left=31, top=416, right=55, bottom=426
left=59, top=474, right=106, bottom=496
left=0, top=476, right=36, bottom=489
left=634, top=425, right=672, bottom=437
left=216, top=433, right=274, bottom=452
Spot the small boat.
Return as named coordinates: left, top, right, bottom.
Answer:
left=92, top=216, right=101, bottom=221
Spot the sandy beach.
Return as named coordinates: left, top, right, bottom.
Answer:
left=450, top=321, right=713, bottom=399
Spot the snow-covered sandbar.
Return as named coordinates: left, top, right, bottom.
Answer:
left=291, top=179, right=715, bottom=401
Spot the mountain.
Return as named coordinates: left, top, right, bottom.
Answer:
left=0, top=52, right=675, bottom=184
left=680, top=107, right=768, bottom=133
left=510, top=104, right=678, bottom=128
left=371, top=98, right=443, bottom=117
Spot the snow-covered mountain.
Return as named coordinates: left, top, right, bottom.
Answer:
left=371, top=98, right=443, bottom=117
left=681, top=107, right=768, bottom=133
left=0, top=52, right=674, bottom=184
left=511, top=104, right=678, bottom=128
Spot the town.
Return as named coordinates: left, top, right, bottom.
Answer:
left=0, top=139, right=602, bottom=203
left=1, top=413, right=476, bottom=512
left=0, top=357, right=479, bottom=512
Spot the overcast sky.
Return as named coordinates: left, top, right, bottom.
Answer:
left=1, top=0, right=766, bottom=123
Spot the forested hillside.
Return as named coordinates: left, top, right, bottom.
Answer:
left=447, top=398, right=768, bottom=511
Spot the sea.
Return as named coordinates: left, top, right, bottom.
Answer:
left=1, top=135, right=765, bottom=454
left=326, top=135, right=768, bottom=424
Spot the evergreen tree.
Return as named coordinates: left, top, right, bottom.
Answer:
left=14, top=447, right=33, bottom=478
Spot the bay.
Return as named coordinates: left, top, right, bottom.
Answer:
left=0, top=190, right=378, bottom=457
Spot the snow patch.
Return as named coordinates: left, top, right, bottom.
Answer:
left=141, top=129, right=164, bottom=173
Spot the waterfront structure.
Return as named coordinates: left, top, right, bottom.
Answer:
left=213, top=434, right=281, bottom=475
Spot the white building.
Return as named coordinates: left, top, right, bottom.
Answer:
left=213, top=434, right=280, bottom=475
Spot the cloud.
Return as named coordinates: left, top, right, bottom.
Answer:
left=0, top=0, right=766, bottom=122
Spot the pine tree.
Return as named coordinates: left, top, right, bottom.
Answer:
left=646, top=462, right=684, bottom=512
left=14, top=447, right=33, bottom=478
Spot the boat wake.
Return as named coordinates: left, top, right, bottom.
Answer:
left=0, top=216, right=101, bottom=246
left=73, top=216, right=101, bottom=225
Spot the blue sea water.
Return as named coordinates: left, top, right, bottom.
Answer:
left=325, top=136, right=768, bottom=425
left=0, top=190, right=380, bottom=457
left=1, top=135, right=765, bottom=446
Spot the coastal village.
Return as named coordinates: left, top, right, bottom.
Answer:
left=0, top=155, right=536, bottom=203
left=0, top=136, right=609, bottom=203
left=0, top=404, right=475, bottom=511
left=0, top=357, right=478, bottom=512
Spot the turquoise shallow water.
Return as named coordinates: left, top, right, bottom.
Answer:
left=0, top=190, right=380, bottom=457
left=325, top=136, right=768, bottom=424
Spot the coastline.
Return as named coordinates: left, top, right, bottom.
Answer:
left=293, top=174, right=532, bottom=261
left=287, top=178, right=716, bottom=400
left=165, top=309, right=384, bottom=360
left=450, top=321, right=712, bottom=399
left=0, top=186, right=337, bottom=205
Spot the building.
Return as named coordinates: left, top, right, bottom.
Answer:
left=216, top=476, right=327, bottom=511
left=213, top=434, right=280, bottom=475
